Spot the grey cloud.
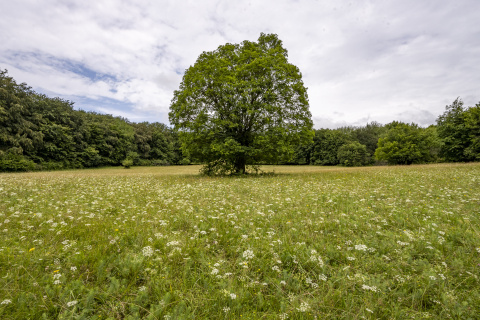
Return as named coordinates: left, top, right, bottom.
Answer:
left=0, top=0, right=479, bottom=125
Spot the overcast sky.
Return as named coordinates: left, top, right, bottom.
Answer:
left=1, top=0, right=479, bottom=128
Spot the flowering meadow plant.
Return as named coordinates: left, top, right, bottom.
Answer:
left=0, top=163, right=479, bottom=318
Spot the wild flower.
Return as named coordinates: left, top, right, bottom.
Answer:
left=1, top=299, right=12, bottom=305
left=361, top=284, right=378, bottom=292
left=279, top=313, right=289, bottom=320
left=229, top=293, right=236, bottom=300
left=139, top=286, right=147, bottom=291
left=66, top=300, right=78, bottom=307
left=319, top=274, right=327, bottom=281
left=142, top=246, right=153, bottom=257
left=243, top=249, right=254, bottom=259
left=211, top=268, right=219, bottom=275
left=53, top=280, right=61, bottom=285
left=347, top=256, right=356, bottom=261
left=355, top=244, right=368, bottom=251
left=297, top=301, right=310, bottom=312
left=223, top=306, right=230, bottom=313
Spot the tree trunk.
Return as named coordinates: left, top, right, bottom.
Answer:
left=234, top=155, right=246, bottom=174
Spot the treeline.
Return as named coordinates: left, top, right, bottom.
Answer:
left=0, top=70, right=185, bottom=172
left=1, top=70, right=479, bottom=172
left=293, top=98, right=479, bottom=166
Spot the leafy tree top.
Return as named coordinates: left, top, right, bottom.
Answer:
left=169, top=33, right=313, bottom=174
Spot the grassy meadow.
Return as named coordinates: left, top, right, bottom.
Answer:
left=0, top=163, right=479, bottom=319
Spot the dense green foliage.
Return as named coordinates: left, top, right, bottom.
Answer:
left=294, top=123, right=385, bottom=166
left=436, top=98, right=480, bottom=162
left=337, top=141, right=370, bottom=167
left=169, top=33, right=314, bottom=175
left=374, top=122, right=440, bottom=165
left=1, top=69, right=478, bottom=172
left=0, top=70, right=182, bottom=171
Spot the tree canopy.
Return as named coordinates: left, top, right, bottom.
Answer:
left=374, top=121, right=440, bottom=165
left=169, top=33, right=314, bottom=174
left=0, top=69, right=182, bottom=171
left=436, top=98, right=480, bottom=162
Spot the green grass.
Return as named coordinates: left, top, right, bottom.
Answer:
left=1, top=163, right=479, bottom=319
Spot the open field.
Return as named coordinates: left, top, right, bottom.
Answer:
left=1, top=163, right=479, bottom=319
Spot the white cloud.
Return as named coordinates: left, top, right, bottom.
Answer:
left=1, top=0, right=479, bottom=127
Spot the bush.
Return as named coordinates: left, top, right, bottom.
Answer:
left=122, top=159, right=133, bottom=169
left=337, top=142, right=369, bottom=167
left=0, top=158, right=38, bottom=172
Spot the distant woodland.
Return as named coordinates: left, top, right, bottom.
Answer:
left=1, top=69, right=479, bottom=172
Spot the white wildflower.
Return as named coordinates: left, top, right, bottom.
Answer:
left=229, top=293, right=236, bottom=300
left=297, top=301, right=310, bottom=312
left=355, top=244, right=368, bottom=251
left=361, top=284, right=378, bottom=292
left=66, top=300, right=77, bottom=307
left=211, top=268, right=219, bottom=275
left=142, top=246, right=153, bottom=257
left=1, top=299, right=12, bottom=305
left=243, top=249, right=254, bottom=260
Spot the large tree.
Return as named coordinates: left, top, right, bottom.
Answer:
left=169, top=33, right=313, bottom=174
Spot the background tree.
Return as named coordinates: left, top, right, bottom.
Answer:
left=169, top=33, right=314, bottom=175
left=436, top=98, right=479, bottom=162
left=309, top=129, right=351, bottom=165
left=464, top=104, right=480, bottom=160
left=375, top=121, right=439, bottom=165
left=350, top=122, right=385, bottom=164
left=337, top=141, right=369, bottom=166
left=0, top=70, right=182, bottom=171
